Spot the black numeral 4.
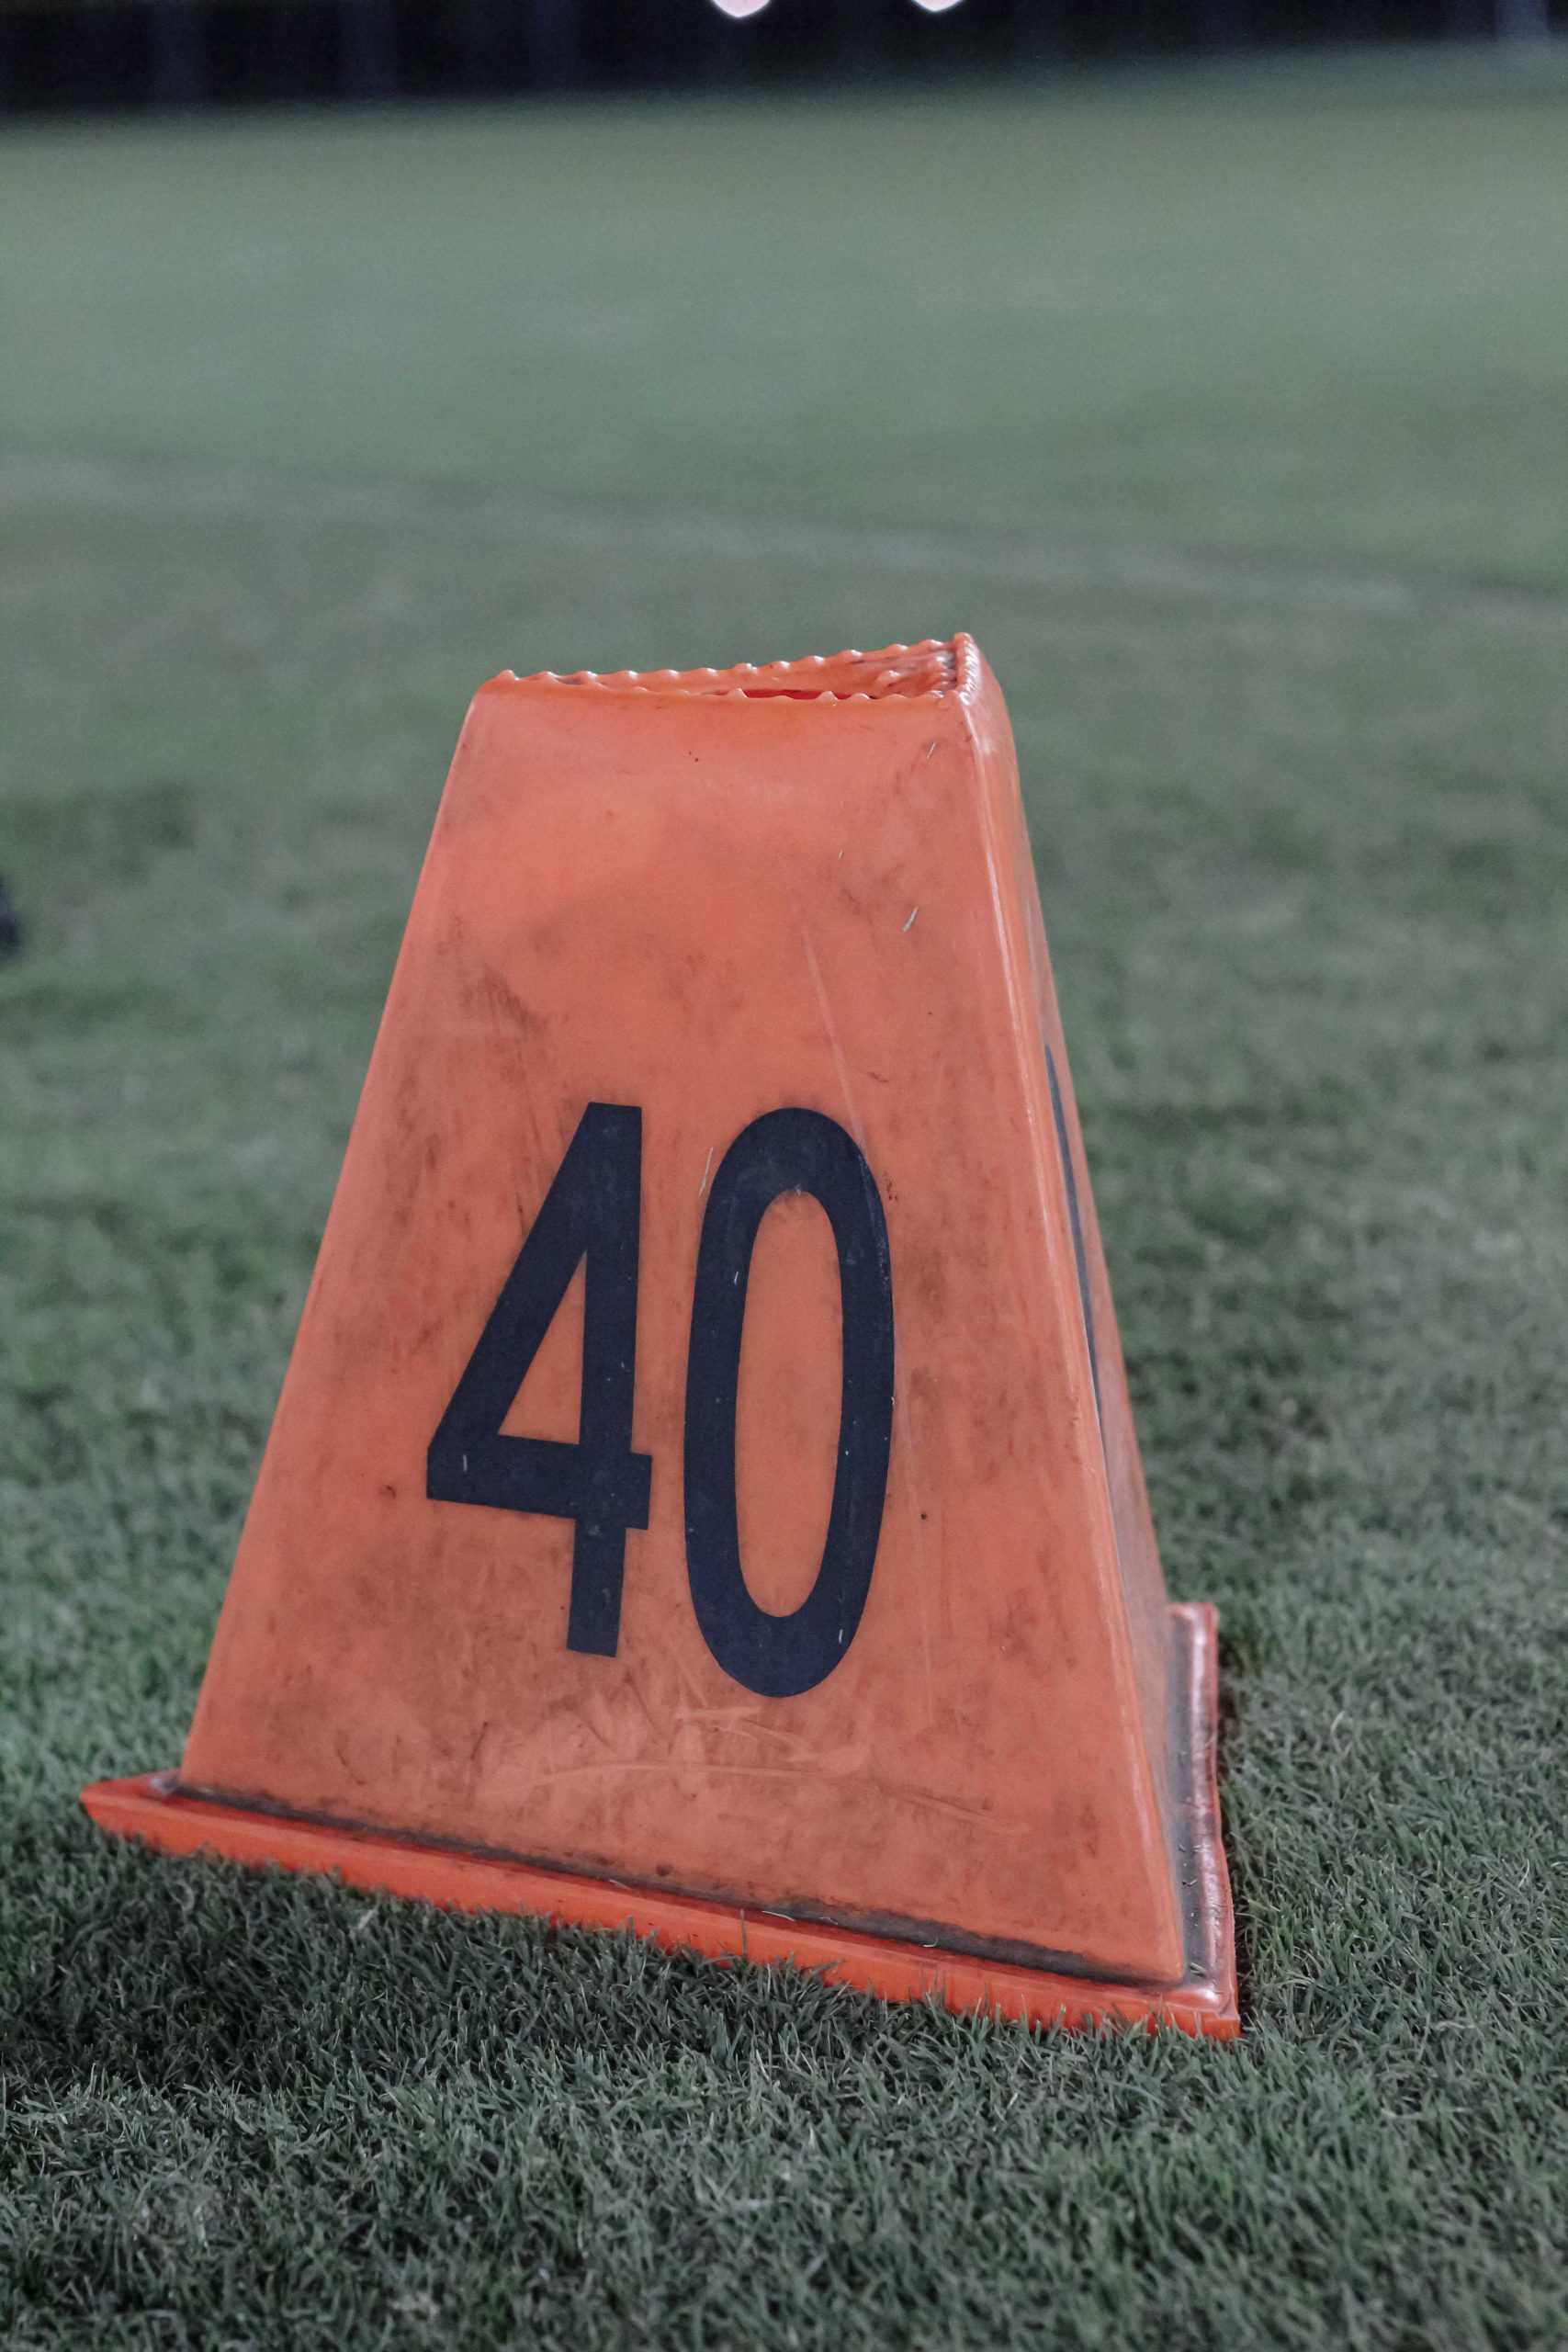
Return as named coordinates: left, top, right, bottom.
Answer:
left=426, top=1104, right=653, bottom=1657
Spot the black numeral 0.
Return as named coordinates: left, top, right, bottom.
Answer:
left=684, top=1111, right=895, bottom=1699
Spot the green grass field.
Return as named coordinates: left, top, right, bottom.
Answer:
left=4, top=49, right=1568, bottom=2348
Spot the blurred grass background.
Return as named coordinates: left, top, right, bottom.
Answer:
left=3, top=50, right=1567, bottom=2349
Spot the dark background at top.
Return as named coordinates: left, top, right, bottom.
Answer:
left=2, top=0, right=1562, bottom=113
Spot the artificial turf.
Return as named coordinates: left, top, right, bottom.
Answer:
left=3, top=50, right=1567, bottom=2349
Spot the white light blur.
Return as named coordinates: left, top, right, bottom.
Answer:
left=911, top=0, right=966, bottom=11
left=710, top=0, right=771, bottom=17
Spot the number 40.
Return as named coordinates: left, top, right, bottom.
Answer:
left=426, top=1104, right=895, bottom=1699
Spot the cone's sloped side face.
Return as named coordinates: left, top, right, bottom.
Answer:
left=966, top=678, right=1177, bottom=1778
left=182, top=639, right=1188, bottom=1989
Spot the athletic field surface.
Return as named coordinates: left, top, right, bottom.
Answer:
left=4, top=49, right=1567, bottom=2349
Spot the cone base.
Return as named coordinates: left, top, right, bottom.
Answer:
left=83, top=1600, right=1236, bottom=2038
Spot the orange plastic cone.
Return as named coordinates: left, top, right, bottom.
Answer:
left=85, top=638, right=1237, bottom=2036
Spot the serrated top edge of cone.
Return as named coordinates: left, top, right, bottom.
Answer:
left=497, top=637, right=979, bottom=705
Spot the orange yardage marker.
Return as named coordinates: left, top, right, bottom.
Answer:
left=85, top=637, right=1238, bottom=2037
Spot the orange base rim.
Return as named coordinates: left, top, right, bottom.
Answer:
left=82, top=1600, right=1237, bottom=2039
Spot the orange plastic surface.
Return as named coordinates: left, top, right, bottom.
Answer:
left=85, top=635, right=1237, bottom=2034
left=83, top=1604, right=1233, bottom=2035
